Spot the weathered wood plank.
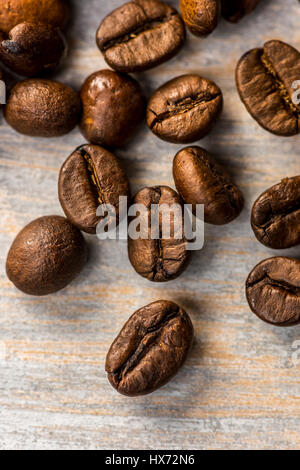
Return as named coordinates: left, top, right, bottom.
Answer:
left=0, top=0, right=300, bottom=450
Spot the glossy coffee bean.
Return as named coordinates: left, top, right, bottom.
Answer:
left=0, top=0, right=69, bottom=34
left=4, top=79, right=81, bottom=137
left=59, top=144, right=131, bottom=234
left=0, top=22, right=66, bottom=77
left=251, top=176, right=300, bottom=249
left=173, top=146, right=244, bottom=225
left=96, top=0, right=185, bottom=73
left=106, top=300, right=194, bottom=396
left=222, top=0, right=260, bottom=23
left=180, top=0, right=221, bottom=36
left=6, top=216, right=88, bottom=296
left=246, top=257, right=300, bottom=327
left=147, top=74, right=223, bottom=144
left=236, top=40, right=300, bottom=136
left=128, top=186, right=191, bottom=282
left=80, top=70, right=145, bottom=148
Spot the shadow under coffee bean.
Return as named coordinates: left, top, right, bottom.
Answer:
left=246, top=257, right=300, bottom=327
left=236, top=39, right=300, bottom=136
left=106, top=300, right=194, bottom=396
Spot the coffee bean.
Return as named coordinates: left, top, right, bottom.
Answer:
left=128, top=186, right=191, bottom=282
left=59, top=144, right=131, bottom=234
left=4, top=79, right=81, bottom=137
left=0, top=22, right=66, bottom=77
left=173, top=146, right=244, bottom=225
left=251, top=176, right=300, bottom=249
left=147, top=74, right=223, bottom=144
left=6, top=216, right=88, bottom=296
left=0, top=0, right=69, bottom=34
left=80, top=70, right=145, bottom=148
left=246, top=257, right=300, bottom=327
left=222, top=0, right=260, bottom=23
left=236, top=40, right=300, bottom=136
left=96, top=0, right=185, bottom=73
left=106, top=300, right=194, bottom=396
left=180, top=0, right=221, bottom=36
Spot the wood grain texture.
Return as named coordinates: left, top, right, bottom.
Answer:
left=0, top=0, right=300, bottom=450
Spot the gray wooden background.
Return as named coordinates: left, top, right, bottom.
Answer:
left=0, top=0, right=300, bottom=450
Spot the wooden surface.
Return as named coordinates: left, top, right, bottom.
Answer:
left=0, top=0, right=300, bottom=451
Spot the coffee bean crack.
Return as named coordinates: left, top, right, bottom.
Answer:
left=149, top=91, right=221, bottom=128
left=261, top=51, right=299, bottom=119
left=80, top=148, right=105, bottom=205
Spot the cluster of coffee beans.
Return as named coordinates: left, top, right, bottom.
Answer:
left=1, top=0, right=300, bottom=397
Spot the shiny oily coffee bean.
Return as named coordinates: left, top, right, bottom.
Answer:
left=0, top=22, right=66, bottom=77
left=0, top=0, right=69, bottom=34
left=4, top=79, right=81, bottom=137
left=246, top=257, right=300, bottom=327
left=59, top=144, right=131, bottom=234
left=236, top=40, right=300, bottom=136
left=173, top=146, right=244, bottom=225
left=147, top=74, right=223, bottom=144
left=128, top=186, right=191, bottom=282
left=106, top=300, right=194, bottom=396
left=180, top=0, right=221, bottom=36
left=6, top=216, right=88, bottom=296
left=222, top=0, right=260, bottom=23
left=80, top=70, right=145, bottom=148
left=96, top=0, right=185, bottom=73
left=251, top=176, right=300, bottom=249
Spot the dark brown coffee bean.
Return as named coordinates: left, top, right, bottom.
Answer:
left=180, top=0, right=221, bottom=36
left=106, top=300, right=194, bottom=396
left=0, top=22, right=66, bottom=77
left=128, top=186, right=191, bottom=282
left=236, top=40, right=300, bottom=136
left=222, top=0, right=260, bottom=23
left=0, top=0, right=69, bottom=34
left=80, top=70, right=145, bottom=148
left=59, top=144, right=131, bottom=234
left=246, top=257, right=300, bottom=327
left=4, top=79, right=81, bottom=137
left=251, top=176, right=300, bottom=249
left=173, top=146, right=244, bottom=225
left=96, top=0, right=185, bottom=73
left=6, top=215, right=88, bottom=296
left=147, top=74, right=223, bottom=144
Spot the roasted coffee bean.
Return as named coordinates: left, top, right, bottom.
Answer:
left=59, top=144, right=131, bottom=234
left=147, top=74, right=223, bottom=144
left=180, top=0, right=221, bottom=36
left=128, top=186, right=191, bottom=282
left=4, top=79, right=81, bottom=137
left=0, top=0, right=69, bottom=34
left=0, top=22, right=66, bottom=77
left=246, top=257, right=300, bottom=327
left=106, top=300, right=194, bottom=396
left=173, top=146, right=244, bottom=225
left=222, top=0, right=260, bottom=23
left=96, top=0, right=185, bottom=73
left=236, top=40, right=300, bottom=136
left=80, top=70, right=145, bottom=148
left=6, top=216, right=88, bottom=296
left=251, top=176, right=300, bottom=249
